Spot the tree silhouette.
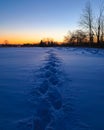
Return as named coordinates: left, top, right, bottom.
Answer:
left=94, top=2, right=104, bottom=44
left=75, top=30, right=87, bottom=45
left=39, top=38, right=57, bottom=47
left=4, top=40, right=9, bottom=45
left=101, top=17, right=104, bottom=43
left=79, top=1, right=94, bottom=45
left=64, top=30, right=87, bottom=46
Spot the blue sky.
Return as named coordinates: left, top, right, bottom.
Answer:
left=0, top=0, right=101, bottom=43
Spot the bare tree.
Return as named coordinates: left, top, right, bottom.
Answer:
left=75, top=30, right=87, bottom=45
left=94, top=1, right=104, bottom=44
left=79, top=1, right=94, bottom=45
left=64, top=31, right=72, bottom=43
left=101, top=17, right=104, bottom=42
left=4, top=40, right=9, bottom=44
left=39, top=37, right=56, bottom=47
left=64, top=31, right=78, bottom=44
left=64, top=30, right=87, bottom=45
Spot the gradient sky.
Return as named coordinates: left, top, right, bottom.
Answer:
left=0, top=0, right=101, bottom=44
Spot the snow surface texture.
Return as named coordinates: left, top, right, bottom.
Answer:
left=0, top=47, right=104, bottom=130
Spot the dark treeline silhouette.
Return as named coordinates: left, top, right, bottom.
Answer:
left=0, top=38, right=61, bottom=47
left=0, top=43, right=38, bottom=47
left=1, top=40, right=104, bottom=48
left=39, top=38, right=58, bottom=47
left=0, top=42, right=60, bottom=47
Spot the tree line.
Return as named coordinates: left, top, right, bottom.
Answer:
left=64, top=1, right=104, bottom=47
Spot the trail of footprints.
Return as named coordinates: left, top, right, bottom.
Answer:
left=31, top=49, right=91, bottom=130
left=17, top=49, right=91, bottom=130
left=32, top=50, right=63, bottom=130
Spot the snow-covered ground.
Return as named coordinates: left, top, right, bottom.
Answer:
left=0, top=47, right=104, bottom=130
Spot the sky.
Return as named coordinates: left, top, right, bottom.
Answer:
left=0, top=0, right=101, bottom=44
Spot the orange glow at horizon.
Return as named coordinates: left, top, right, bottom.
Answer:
left=0, top=33, right=64, bottom=44
left=0, top=36, right=40, bottom=44
left=0, top=37, right=63, bottom=44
